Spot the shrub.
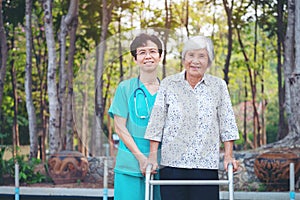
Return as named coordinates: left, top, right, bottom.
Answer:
left=5, top=154, right=47, bottom=184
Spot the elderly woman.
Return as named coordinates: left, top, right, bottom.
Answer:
left=144, top=36, right=239, bottom=200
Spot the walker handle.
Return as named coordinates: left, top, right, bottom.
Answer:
left=228, top=162, right=233, bottom=169
left=146, top=164, right=153, bottom=174
left=145, top=164, right=153, bottom=200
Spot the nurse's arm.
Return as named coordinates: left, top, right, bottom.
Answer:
left=113, top=115, right=147, bottom=174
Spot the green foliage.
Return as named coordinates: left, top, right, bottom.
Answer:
left=79, top=0, right=102, bottom=43
left=234, top=131, right=245, bottom=150
left=266, top=125, right=278, bottom=143
left=0, top=146, right=6, bottom=184
left=4, top=155, right=46, bottom=184
left=2, top=0, right=25, bottom=27
left=0, top=0, right=289, bottom=152
left=266, top=100, right=279, bottom=143
left=0, top=114, right=30, bottom=145
left=0, top=133, right=9, bottom=140
left=247, top=132, right=254, bottom=143
left=258, top=183, right=267, bottom=192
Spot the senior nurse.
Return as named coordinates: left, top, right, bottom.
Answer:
left=145, top=35, right=239, bottom=200
left=109, top=33, right=162, bottom=200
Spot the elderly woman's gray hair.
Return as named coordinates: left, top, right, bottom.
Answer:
left=181, top=36, right=215, bottom=65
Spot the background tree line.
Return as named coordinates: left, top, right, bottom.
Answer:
left=0, top=0, right=299, bottom=161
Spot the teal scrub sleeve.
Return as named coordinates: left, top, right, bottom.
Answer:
left=108, top=83, right=129, bottom=119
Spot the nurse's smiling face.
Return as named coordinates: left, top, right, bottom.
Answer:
left=134, top=40, right=161, bottom=73
left=183, top=48, right=210, bottom=80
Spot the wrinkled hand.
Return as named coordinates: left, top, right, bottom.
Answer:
left=224, top=156, right=239, bottom=172
left=147, top=156, right=159, bottom=175
left=138, top=155, right=148, bottom=176
left=140, top=155, right=159, bottom=176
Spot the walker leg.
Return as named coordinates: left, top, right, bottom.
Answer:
left=145, top=176, right=150, bottom=200
left=150, top=176, right=153, bottom=200
left=228, top=163, right=234, bottom=200
left=145, top=164, right=152, bottom=200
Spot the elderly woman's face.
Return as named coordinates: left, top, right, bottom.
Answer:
left=183, top=48, right=209, bottom=79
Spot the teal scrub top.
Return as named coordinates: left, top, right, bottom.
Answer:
left=109, top=77, right=157, bottom=177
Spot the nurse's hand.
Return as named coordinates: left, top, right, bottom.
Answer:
left=137, top=154, right=148, bottom=176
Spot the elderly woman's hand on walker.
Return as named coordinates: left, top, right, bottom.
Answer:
left=224, top=140, right=239, bottom=172
left=224, top=157, right=239, bottom=172
left=143, top=140, right=160, bottom=175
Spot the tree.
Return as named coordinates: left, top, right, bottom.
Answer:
left=92, top=0, right=115, bottom=156
left=41, top=0, right=80, bottom=153
left=276, top=0, right=288, bottom=140
left=32, top=2, right=50, bottom=161
left=280, top=0, right=300, bottom=147
left=0, top=0, right=8, bottom=137
left=25, top=0, right=38, bottom=159
left=4, top=0, right=27, bottom=157
left=233, top=1, right=262, bottom=149
left=222, top=0, right=234, bottom=85
left=0, top=0, right=297, bottom=156
left=161, top=0, right=172, bottom=78
left=58, top=0, right=79, bottom=150
left=42, top=0, right=60, bottom=154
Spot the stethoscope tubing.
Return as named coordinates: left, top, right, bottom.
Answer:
left=134, top=76, right=150, bottom=119
left=133, top=75, right=160, bottom=119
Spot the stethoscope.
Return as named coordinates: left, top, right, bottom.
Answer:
left=133, top=76, right=160, bottom=119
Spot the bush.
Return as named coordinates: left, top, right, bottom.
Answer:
left=0, top=146, right=6, bottom=184
left=3, top=153, right=46, bottom=184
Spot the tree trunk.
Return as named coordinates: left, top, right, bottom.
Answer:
left=253, top=0, right=262, bottom=147
left=25, top=0, right=38, bottom=159
left=284, top=0, right=300, bottom=144
left=66, top=7, right=78, bottom=150
left=162, top=0, right=172, bottom=79
left=80, top=63, right=89, bottom=156
left=58, top=0, right=79, bottom=150
left=272, top=0, right=300, bottom=148
left=32, top=16, right=48, bottom=161
left=235, top=25, right=260, bottom=148
left=292, top=0, right=300, bottom=138
left=243, top=76, right=250, bottom=149
left=58, top=13, right=68, bottom=149
left=0, top=0, right=8, bottom=131
left=92, top=0, right=115, bottom=156
left=277, top=0, right=288, bottom=140
left=42, top=0, right=60, bottom=154
left=222, top=0, right=233, bottom=85
left=37, top=46, right=48, bottom=161
left=10, top=34, right=20, bottom=157
left=184, top=0, right=189, bottom=37
left=117, top=10, right=124, bottom=82
left=261, top=47, right=267, bottom=145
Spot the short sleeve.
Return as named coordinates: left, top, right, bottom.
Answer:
left=108, top=82, right=128, bottom=119
left=144, top=80, right=168, bottom=142
left=218, top=80, right=239, bottom=142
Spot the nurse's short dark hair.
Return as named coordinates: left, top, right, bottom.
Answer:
left=130, top=33, right=163, bottom=59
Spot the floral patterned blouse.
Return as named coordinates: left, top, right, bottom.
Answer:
left=144, top=71, right=239, bottom=169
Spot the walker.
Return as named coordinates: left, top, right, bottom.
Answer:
left=145, top=163, right=235, bottom=200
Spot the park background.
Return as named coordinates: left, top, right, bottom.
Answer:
left=0, top=0, right=299, bottom=192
